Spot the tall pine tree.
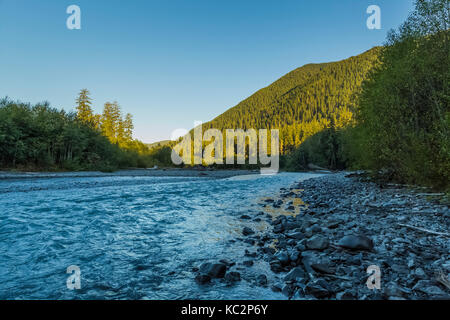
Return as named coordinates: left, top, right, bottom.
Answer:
left=76, top=89, right=94, bottom=124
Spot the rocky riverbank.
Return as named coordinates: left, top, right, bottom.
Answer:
left=193, top=172, right=450, bottom=300
left=0, top=168, right=256, bottom=180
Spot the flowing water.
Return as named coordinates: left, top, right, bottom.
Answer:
left=0, top=171, right=321, bottom=300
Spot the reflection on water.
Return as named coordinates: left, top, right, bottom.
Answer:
left=0, top=172, right=321, bottom=300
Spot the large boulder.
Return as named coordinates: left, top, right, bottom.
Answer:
left=306, top=235, right=329, bottom=250
left=199, top=262, right=227, bottom=278
left=337, top=235, right=374, bottom=251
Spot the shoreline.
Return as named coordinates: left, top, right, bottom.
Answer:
left=194, top=172, right=450, bottom=300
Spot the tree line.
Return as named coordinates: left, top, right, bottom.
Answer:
left=0, top=90, right=170, bottom=171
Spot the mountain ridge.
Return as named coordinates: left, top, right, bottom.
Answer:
left=159, top=47, right=381, bottom=154
left=200, top=46, right=381, bottom=153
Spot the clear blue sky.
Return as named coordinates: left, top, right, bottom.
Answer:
left=0, top=0, right=414, bottom=143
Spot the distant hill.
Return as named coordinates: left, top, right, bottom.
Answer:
left=200, top=47, right=381, bottom=153
left=147, top=140, right=171, bottom=149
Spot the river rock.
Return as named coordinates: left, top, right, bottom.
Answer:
left=413, top=280, right=447, bottom=296
left=273, top=224, right=284, bottom=234
left=242, top=227, right=255, bottom=236
left=337, top=235, right=374, bottom=251
left=336, top=290, right=356, bottom=300
left=257, top=274, right=268, bottom=286
left=275, top=251, right=290, bottom=266
left=282, top=284, right=296, bottom=297
left=310, top=262, right=334, bottom=274
left=224, top=271, right=241, bottom=282
left=413, top=268, right=426, bottom=280
left=199, top=262, right=227, bottom=278
left=195, top=274, right=211, bottom=285
left=306, top=235, right=329, bottom=250
left=269, top=260, right=283, bottom=273
left=326, top=220, right=342, bottom=229
left=384, top=282, right=405, bottom=298
left=305, top=279, right=332, bottom=298
left=284, top=267, right=307, bottom=282
left=286, top=232, right=304, bottom=240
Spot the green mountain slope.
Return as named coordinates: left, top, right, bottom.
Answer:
left=201, top=47, right=380, bottom=153
left=147, top=140, right=171, bottom=150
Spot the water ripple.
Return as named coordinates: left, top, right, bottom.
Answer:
left=0, top=173, right=318, bottom=299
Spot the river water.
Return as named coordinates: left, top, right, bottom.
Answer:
left=0, top=172, right=321, bottom=299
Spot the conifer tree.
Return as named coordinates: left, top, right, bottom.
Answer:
left=76, top=89, right=94, bottom=124
left=101, top=102, right=121, bottom=143
left=123, top=113, right=134, bottom=143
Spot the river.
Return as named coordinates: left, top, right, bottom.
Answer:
left=0, top=171, right=322, bottom=299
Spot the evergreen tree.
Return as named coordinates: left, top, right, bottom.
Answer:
left=101, top=101, right=122, bottom=143
left=75, top=89, right=94, bottom=124
left=123, top=113, right=134, bottom=143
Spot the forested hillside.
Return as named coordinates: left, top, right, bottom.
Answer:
left=286, top=0, right=449, bottom=190
left=202, top=47, right=380, bottom=153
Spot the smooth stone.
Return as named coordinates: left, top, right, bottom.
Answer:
left=337, top=235, right=374, bottom=251
left=273, top=224, right=284, bottom=233
left=310, top=263, right=334, bottom=274
left=282, top=284, right=296, bottom=297
left=195, top=274, right=211, bottom=285
left=336, top=290, right=356, bottom=300
left=306, top=235, right=329, bottom=250
left=199, top=262, right=227, bottom=278
left=257, top=274, right=268, bottom=286
left=305, top=280, right=331, bottom=298
left=414, top=268, right=426, bottom=279
left=242, top=227, right=255, bottom=236
left=275, top=251, right=290, bottom=266
left=284, top=267, right=307, bottom=282
left=286, top=232, right=304, bottom=240
left=224, top=271, right=241, bottom=282
left=269, top=261, right=283, bottom=273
